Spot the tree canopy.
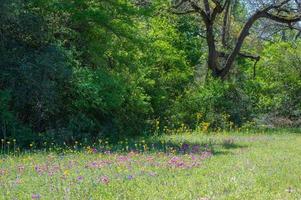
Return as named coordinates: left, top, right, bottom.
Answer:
left=0, top=0, right=300, bottom=145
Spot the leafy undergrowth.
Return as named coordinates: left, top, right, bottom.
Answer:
left=1, top=129, right=301, bottom=200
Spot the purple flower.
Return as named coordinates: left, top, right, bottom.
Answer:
left=200, top=150, right=213, bottom=159
left=86, top=160, right=105, bottom=169
left=168, top=156, right=186, bottom=168
left=104, top=151, right=111, bottom=155
left=77, top=176, right=84, bottom=181
left=117, top=156, right=129, bottom=162
left=100, top=176, right=110, bottom=185
left=192, top=145, right=200, bottom=153
left=181, top=143, right=190, bottom=151
left=31, top=194, right=41, bottom=199
left=92, top=148, right=98, bottom=153
left=34, top=165, right=46, bottom=175
left=168, top=156, right=180, bottom=164
left=127, top=175, right=134, bottom=180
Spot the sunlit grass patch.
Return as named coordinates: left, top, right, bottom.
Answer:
left=1, top=129, right=301, bottom=199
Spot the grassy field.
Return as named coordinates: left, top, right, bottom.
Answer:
left=1, top=129, right=301, bottom=200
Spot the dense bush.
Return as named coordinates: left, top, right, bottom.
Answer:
left=0, top=0, right=73, bottom=143
left=254, top=42, right=301, bottom=127
left=170, top=76, right=254, bottom=131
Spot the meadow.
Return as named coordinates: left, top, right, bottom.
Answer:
left=1, top=1, right=301, bottom=199
left=1, top=129, right=301, bottom=200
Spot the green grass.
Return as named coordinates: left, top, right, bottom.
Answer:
left=1, top=129, right=301, bottom=199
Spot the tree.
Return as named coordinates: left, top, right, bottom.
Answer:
left=172, top=0, right=301, bottom=79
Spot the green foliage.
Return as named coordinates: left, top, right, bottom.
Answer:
left=257, top=42, right=301, bottom=119
left=0, top=0, right=300, bottom=146
left=171, top=77, right=254, bottom=130
left=0, top=0, right=73, bottom=142
left=0, top=90, right=34, bottom=145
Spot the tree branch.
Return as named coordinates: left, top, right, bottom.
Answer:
left=219, top=11, right=264, bottom=78
left=219, top=0, right=301, bottom=79
left=212, top=0, right=228, bottom=20
left=173, top=0, right=188, bottom=9
left=262, top=12, right=301, bottom=24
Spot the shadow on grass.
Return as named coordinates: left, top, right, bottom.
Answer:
left=105, top=137, right=248, bottom=157
left=0, top=135, right=248, bottom=157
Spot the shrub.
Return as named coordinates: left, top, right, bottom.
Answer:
left=170, top=77, right=254, bottom=131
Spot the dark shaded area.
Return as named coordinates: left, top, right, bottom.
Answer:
left=0, top=135, right=249, bottom=157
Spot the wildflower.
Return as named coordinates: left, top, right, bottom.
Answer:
left=0, top=169, right=6, bottom=176
left=77, top=176, right=84, bottom=182
left=149, top=172, right=157, bottom=177
left=168, top=156, right=185, bottom=168
left=169, top=156, right=180, bottom=164
left=200, top=150, right=213, bottom=159
left=104, top=150, right=111, bottom=155
left=86, top=160, right=105, bottom=169
left=15, top=178, right=22, bottom=184
left=192, top=145, right=200, bottom=154
left=17, top=165, right=25, bottom=173
left=100, top=176, right=110, bottom=185
left=146, top=156, right=154, bottom=161
left=92, top=148, right=98, bottom=153
left=63, top=170, right=69, bottom=176
left=117, top=156, right=129, bottom=162
left=181, top=143, right=189, bottom=151
left=31, top=194, right=41, bottom=199
left=127, top=175, right=134, bottom=180
left=34, top=165, right=46, bottom=175
left=190, top=155, right=196, bottom=160
left=48, top=171, right=54, bottom=177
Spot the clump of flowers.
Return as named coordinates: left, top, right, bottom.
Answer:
left=168, top=156, right=186, bottom=168
left=77, top=176, right=84, bottom=182
left=181, top=143, right=190, bottom=153
left=31, top=194, right=41, bottom=199
left=86, top=160, right=110, bottom=169
left=200, top=150, right=213, bottom=160
left=191, top=145, right=201, bottom=154
left=100, top=176, right=110, bottom=185
left=0, top=169, right=7, bottom=176
left=34, top=165, right=47, bottom=175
